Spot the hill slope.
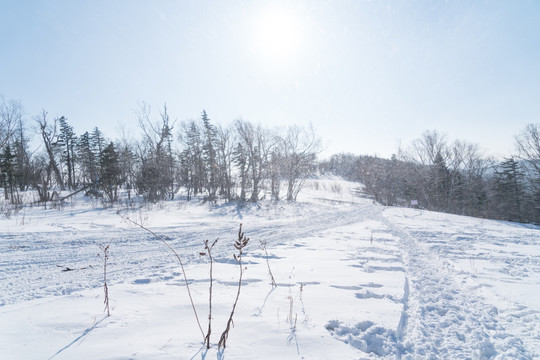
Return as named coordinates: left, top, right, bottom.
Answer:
left=1, top=178, right=538, bottom=359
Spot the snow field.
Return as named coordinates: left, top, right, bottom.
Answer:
left=1, top=178, right=539, bottom=359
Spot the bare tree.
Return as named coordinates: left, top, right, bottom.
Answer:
left=135, top=102, right=177, bottom=202
left=31, top=153, right=54, bottom=204
left=235, top=120, right=258, bottom=201
left=396, top=130, right=493, bottom=213
left=235, top=120, right=272, bottom=202
left=0, top=96, right=20, bottom=149
left=400, top=130, right=450, bottom=166
left=35, top=110, right=64, bottom=190
left=178, top=120, right=204, bottom=200
left=460, top=142, right=493, bottom=216
left=398, top=130, right=448, bottom=208
left=116, top=125, right=137, bottom=200
left=515, top=124, right=540, bottom=186
left=515, top=123, right=540, bottom=222
left=215, top=123, right=236, bottom=202
left=278, top=124, right=321, bottom=201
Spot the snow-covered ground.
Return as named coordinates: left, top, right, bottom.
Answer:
left=1, top=178, right=538, bottom=359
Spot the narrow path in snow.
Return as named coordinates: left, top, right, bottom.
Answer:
left=381, top=213, right=533, bottom=359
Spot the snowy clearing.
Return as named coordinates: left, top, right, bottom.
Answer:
left=1, top=178, right=539, bottom=359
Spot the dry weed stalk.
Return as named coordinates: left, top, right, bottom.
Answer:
left=218, top=224, right=250, bottom=350
left=98, top=244, right=111, bottom=317
left=286, top=293, right=300, bottom=354
left=121, top=214, right=205, bottom=340
left=287, top=295, right=295, bottom=324
left=201, top=238, right=218, bottom=349
left=260, top=239, right=277, bottom=288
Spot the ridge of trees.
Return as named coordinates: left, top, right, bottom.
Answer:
left=0, top=97, right=321, bottom=207
left=321, top=129, right=540, bottom=224
left=3, top=95, right=540, bottom=224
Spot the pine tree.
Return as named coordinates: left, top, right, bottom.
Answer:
left=184, top=120, right=204, bottom=196
left=494, top=157, right=526, bottom=222
left=77, top=131, right=100, bottom=196
left=429, top=152, right=451, bottom=211
left=91, top=127, right=106, bottom=158
left=201, top=110, right=218, bottom=199
left=118, top=142, right=136, bottom=200
left=215, top=124, right=236, bottom=202
left=233, top=142, right=249, bottom=202
left=179, top=148, right=193, bottom=201
left=58, top=117, right=77, bottom=190
left=100, top=142, right=123, bottom=203
left=1, top=144, right=16, bottom=203
left=13, top=119, right=32, bottom=191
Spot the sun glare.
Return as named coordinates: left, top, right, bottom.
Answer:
left=255, top=6, right=303, bottom=63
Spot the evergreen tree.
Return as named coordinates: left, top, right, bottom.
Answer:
left=179, top=148, right=193, bottom=201
left=100, top=142, right=123, bottom=203
left=77, top=131, right=100, bottom=196
left=58, top=116, right=77, bottom=189
left=494, top=157, right=526, bottom=222
left=91, top=127, right=106, bottom=158
left=13, top=119, right=32, bottom=191
left=77, top=132, right=97, bottom=182
left=0, top=144, right=16, bottom=202
left=429, top=152, right=451, bottom=211
left=215, top=124, right=236, bottom=202
left=201, top=110, right=218, bottom=199
left=181, top=120, right=204, bottom=197
left=233, top=142, right=249, bottom=202
left=118, top=142, right=136, bottom=200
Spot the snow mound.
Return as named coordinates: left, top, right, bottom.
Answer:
left=326, top=320, right=401, bottom=356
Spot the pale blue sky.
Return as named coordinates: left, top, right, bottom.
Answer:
left=1, top=0, right=539, bottom=159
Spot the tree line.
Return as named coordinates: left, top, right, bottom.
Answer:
left=3, top=94, right=539, bottom=224
left=321, top=128, right=540, bottom=224
left=0, top=97, right=321, bottom=206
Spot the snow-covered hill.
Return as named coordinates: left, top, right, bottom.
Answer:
left=1, top=178, right=538, bottom=359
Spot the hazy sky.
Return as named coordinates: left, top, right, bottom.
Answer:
left=1, top=0, right=539, bottom=159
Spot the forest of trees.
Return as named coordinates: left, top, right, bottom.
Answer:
left=321, top=129, right=540, bottom=224
left=0, top=97, right=321, bottom=207
left=2, top=95, right=540, bottom=224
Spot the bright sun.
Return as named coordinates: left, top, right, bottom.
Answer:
left=255, top=6, right=303, bottom=63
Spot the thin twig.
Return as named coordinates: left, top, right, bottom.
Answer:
left=121, top=214, right=205, bottom=341
left=260, top=239, right=277, bottom=288
left=98, top=244, right=110, bottom=317
left=203, top=238, right=218, bottom=349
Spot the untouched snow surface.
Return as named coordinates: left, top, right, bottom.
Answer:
left=1, top=178, right=539, bottom=359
